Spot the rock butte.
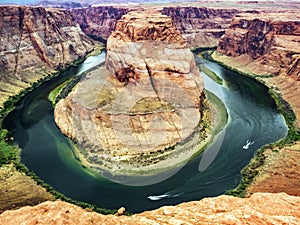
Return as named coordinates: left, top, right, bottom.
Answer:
left=0, top=193, right=300, bottom=225
left=54, top=9, right=206, bottom=176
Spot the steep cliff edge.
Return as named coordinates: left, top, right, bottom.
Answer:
left=216, top=12, right=300, bottom=80
left=1, top=192, right=299, bottom=225
left=0, top=6, right=96, bottom=107
left=214, top=12, right=300, bottom=125
left=54, top=9, right=206, bottom=180
left=162, top=7, right=240, bottom=48
left=72, top=6, right=130, bottom=41
left=71, top=6, right=239, bottom=48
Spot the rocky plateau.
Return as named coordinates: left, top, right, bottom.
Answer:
left=54, top=9, right=206, bottom=177
left=0, top=192, right=300, bottom=225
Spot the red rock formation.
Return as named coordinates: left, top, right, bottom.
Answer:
left=0, top=193, right=299, bottom=225
left=54, top=9, right=205, bottom=179
left=213, top=11, right=300, bottom=127
left=0, top=5, right=96, bottom=106
left=72, top=6, right=130, bottom=41
left=71, top=6, right=240, bottom=48
left=217, top=12, right=300, bottom=80
left=162, top=7, right=240, bottom=48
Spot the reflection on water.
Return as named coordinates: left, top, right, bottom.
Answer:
left=3, top=52, right=287, bottom=213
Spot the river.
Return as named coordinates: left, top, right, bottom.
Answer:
left=3, top=52, right=287, bottom=213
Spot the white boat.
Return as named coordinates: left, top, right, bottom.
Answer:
left=243, top=140, right=254, bottom=150
left=147, top=194, right=169, bottom=201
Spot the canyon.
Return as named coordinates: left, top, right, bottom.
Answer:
left=0, top=5, right=98, bottom=107
left=0, top=5, right=240, bottom=108
left=0, top=2, right=300, bottom=224
left=54, top=9, right=208, bottom=178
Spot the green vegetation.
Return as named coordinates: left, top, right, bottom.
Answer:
left=200, top=65, right=223, bottom=85
left=205, top=90, right=228, bottom=134
left=48, top=79, right=70, bottom=105
left=268, top=90, right=300, bottom=145
left=54, top=75, right=83, bottom=104
left=0, top=130, right=19, bottom=167
left=88, top=45, right=103, bottom=56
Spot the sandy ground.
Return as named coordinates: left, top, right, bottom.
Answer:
left=246, top=145, right=300, bottom=196
left=0, top=164, right=54, bottom=212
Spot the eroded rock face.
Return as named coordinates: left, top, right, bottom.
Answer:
left=162, top=7, right=240, bottom=48
left=72, top=6, right=130, bottom=41
left=0, top=5, right=96, bottom=106
left=0, top=193, right=299, bottom=225
left=217, top=12, right=300, bottom=80
left=213, top=11, right=300, bottom=127
left=54, top=9, right=204, bottom=178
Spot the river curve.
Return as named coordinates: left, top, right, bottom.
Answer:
left=3, top=52, right=287, bottom=213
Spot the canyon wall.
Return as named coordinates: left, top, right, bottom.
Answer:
left=72, top=6, right=130, bottom=41
left=162, top=7, right=240, bottom=48
left=214, top=12, right=300, bottom=126
left=1, top=192, right=299, bottom=225
left=0, top=6, right=96, bottom=107
left=71, top=6, right=239, bottom=48
left=216, top=12, right=300, bottom=80
left=54, top=9, right=205, bottom=179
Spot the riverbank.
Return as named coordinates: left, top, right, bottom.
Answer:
left=209, top=51, right=300, bottom=197
left=0, top=164, right=54, bottom=212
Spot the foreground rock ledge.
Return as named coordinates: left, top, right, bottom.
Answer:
left=54, top=9, right=206, bottom=177
left=1, top=193, right=299, bottom=225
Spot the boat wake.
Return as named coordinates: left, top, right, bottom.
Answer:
left=243, top=140, right=254, bottom=150
left=147, top=192, right=180, bottom=201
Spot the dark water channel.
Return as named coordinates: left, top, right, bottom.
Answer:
left=3, top=52, right=287, bottom=213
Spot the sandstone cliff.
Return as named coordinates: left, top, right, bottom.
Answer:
left=72, top=6, right=130, bottom=41
left=216, top=12, right=300, bottom=80
left=162, top=7, right=240, bottom=48
left=0, top=5, right=96, bottom=107
left=54, top=9, right=205, bottom=179
left=1, top=192, right=299, bottom=225
left=71, top=6, right=239, bottom=49
left=214, top=12, right=300, bottom=126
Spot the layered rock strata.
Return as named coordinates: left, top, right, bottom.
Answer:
left=216, top=12, right=300, bottom=80
left=71, top=6, right=239, bottom=48
left=72, top=6, right=130, bottom=41
left=214, top=12, right=300, bottom=125
left=0, top=6, right=96, bottom=107
left=1, top=193, right=300, bottom=225
left=54, top=9, right=205, bottom=177
left=162, top=7, right=240, bottom=48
